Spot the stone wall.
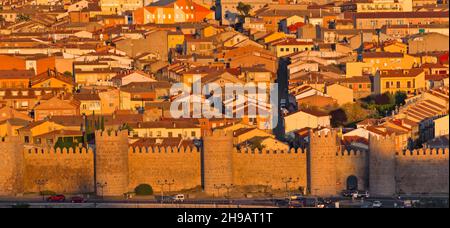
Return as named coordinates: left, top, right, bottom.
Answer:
left=308, top=130, right=339, bottom=196
left=128, top=146, right=202, bottom=192
left=369, top=134, right=397, bottom=196
left=95, top=130, right=129, bottom=196
left=0, top=137, right=23, bottom=196
left=232, top=148, right=307, bottom=192
left=203, top=130, right=234, bottom=195
left=23, top=147, right=94, bottom=194
left=336, top=150, right=368, bottom=192
left=396, top=149, right=449, bottom=194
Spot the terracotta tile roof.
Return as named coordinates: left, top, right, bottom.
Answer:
left=362, top=52, right=404, bottom=59
left=31, top=70, right=74, bottom=86
left=354, top=11, right=449, bottom=19
left=0, top=69, right=35, bottom=79
left=379, top=68, right=424, bottom=78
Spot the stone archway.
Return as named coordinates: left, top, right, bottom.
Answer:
left=346, top=175, right=358, bottom=191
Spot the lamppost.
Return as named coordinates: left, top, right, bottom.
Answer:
left=96, top=182, right=107, bottom=201
left=291, top=177, right=300, bottom=195
left=281, top=177, right=292, bottom=199
left=157, top=179, right=175, bottom=205
left=213, top=184, right=223, bottom=201
left=157, top=180, right=165, bottom=205
left=222, top=184, right=234, bottom=204
left=166, top=179, right=175, bottom=194
left=35, top=179, right=48, bottom=201
left=265, top=181, right=274, bottom=205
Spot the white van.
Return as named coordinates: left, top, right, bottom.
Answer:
left=173, top=194, right=185, bottom=202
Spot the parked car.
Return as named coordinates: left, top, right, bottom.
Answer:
left=70, top=196, right=86, bottom=203
left=372, top=201, right=382, bottom=208
left=47, top=195, right=65, bottom=202
left=356, top=190, right=370, bottom=198
left=289, top=194, right=303, bottom=200
left=341, top=190, right=356, bottom=197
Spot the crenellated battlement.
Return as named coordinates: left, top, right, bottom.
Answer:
left=95, top=130, right=129, bottom=140
left=129, top=146, right=200, bottom=154
left=25, top=147, right=93, bottom=155
left=234, top=147, right=307, bottom=155
left=369, top=133, right=396, bottom=144
left=203, top=129, right=233, bottom=138
left=397, top=148, right=449, bottom=157
left=309, top=130, right=338, bottom=141
left=336, top=150, right=367, bottom=157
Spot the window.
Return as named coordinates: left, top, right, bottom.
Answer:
left=24, top=136, right=30, bottom=143
left=407, top=81, right=411, bottom=88
left=396, top=81, right=400, bottom=88
left=157, top=131, right=162, bottom=137
left=168, top=132, right=173, bottom=137
left=386, top=81, right=390, bottom=89
left=358, top=84, right=362, bottom=89
left=191, top=131, right=196, bottom=137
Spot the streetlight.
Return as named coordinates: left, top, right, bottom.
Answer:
left=157, top=179, right=175, bottom=205
left=35, top=179, right=48, bottom=201
left=157, top=180, right=165, bottom=205
left=213, top=184, right=223, bottom=202
left=222, top=184, right=234, bottom=204
left=96, top=182, right=107, bottom=200
left=166, top=179, right=175, bottom=194
left=291, top=177, right=300, bottom=195
left=282, top=177, right=292, bottom=199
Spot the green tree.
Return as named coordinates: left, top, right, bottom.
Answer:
left=394, top=91, right=407, bottom=106
left=236, top=2, right=253, bottom=17
left=17, top=14, right=31, bottom=22
left=63, top=71, right=72, bottom=77
left=135, top=184, right=153, bottom=196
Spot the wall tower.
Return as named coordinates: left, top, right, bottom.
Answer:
left=95, top=130, right=129, bottom=196
left=369, top=133, right=396, bottom=196
left=0, top=136, right=24, bottom=196
left=202, top=130, right=234, bottom=195
left=308, top=130, right=339, bottom=196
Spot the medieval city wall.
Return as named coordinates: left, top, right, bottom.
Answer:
left=335, top=150, right=368, bottom=192
left=23, top=147, right=94, bottom=194
left=0, top=137, right=24, bottom=196
left=396, top=149, right=449, bottom=195
left=232, top=148, right=308, bottom=192
left=128, top=146, right=202, bottom=192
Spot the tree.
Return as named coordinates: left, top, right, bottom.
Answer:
left=394, top=91, right=407, bottom=106
left=236, top=2, right=253, bottom=17
left=63, top=71, right=72, bottom=77
left=135, top=184, right=153, bottom=196
left=17, top=14, right=30, bottom=22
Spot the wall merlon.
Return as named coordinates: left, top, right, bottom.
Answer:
left=398, top=148, right=449, bottom=157
left=337, top=150, right=366, bottom=157
left=25, top=147, right=93, bottom=156
left=129, top=146, right=200, bottom=154
left=95, top=130, right=129, bottom=139
left=235, top=147, right=306, bottom=155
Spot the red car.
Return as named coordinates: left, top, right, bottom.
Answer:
left=70, top=196, right=86, bottom=203
left=47, top=195, right=65, bottom=202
